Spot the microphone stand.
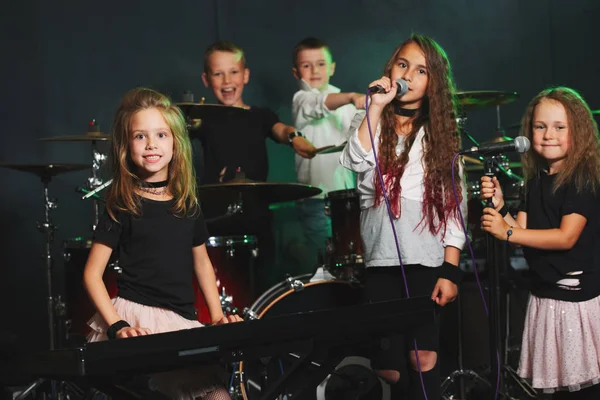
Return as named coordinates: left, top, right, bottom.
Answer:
left=483, top=157, right=535, bottom=399
left=484, top=157, right=505, bottom=398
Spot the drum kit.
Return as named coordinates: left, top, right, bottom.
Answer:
left=1, top=90, right=564, bottom=399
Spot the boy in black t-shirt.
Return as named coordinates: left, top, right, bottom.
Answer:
left=196, top=40, right=314, bottom=184
left=192, top=41, right=316, bottom=295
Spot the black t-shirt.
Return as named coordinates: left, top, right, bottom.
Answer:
left=93, top=198, right=209, bottom=320
left=521, top=172, right=600, bottom=301
left=190, top=106, right=280, bottom=184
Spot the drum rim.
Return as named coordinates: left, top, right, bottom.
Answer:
left=63, top=237, right=93, bottom=249
left=325, top=189, right=358, bottom=199
left=239, top=275, right=361, bottom=400
left=245, top=274, right=359, bottom=318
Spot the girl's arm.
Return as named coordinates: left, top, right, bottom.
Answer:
left=83, top=243, right=122, bottom=326
left=482, top=209, right=586, bottom=251
left=480, top=175, right=527, bottom=230
left=192, top=244, right=227, bottom=324
left=83, top=242, right=151, bottom=338
left=509, top=210, right=527, bottom=230
left=444, top=244, right=461, bottom=266
left=356, top=77, right=397, bottom=152
left=431, top=245, right=461, bottom=306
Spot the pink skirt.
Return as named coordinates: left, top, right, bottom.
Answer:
left=88, top=297, right=227, bottom=399
left=518, top=293, right=600, bottom=393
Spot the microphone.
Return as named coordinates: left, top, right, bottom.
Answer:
left=459, top=136, right=530, bottom=155
left=368, top=79, right=408, bottom=97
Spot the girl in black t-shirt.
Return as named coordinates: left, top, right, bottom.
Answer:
left=83, top=88, right=240, bottom=399
left=480, top=87, right=600, bottom=397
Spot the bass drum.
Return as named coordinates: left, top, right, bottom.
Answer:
left=239, top=274, right=390, bottom=400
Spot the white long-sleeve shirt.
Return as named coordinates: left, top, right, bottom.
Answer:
left=292, top=83, right=361, bottom=198
left=339, top=114, right=468, bottom=267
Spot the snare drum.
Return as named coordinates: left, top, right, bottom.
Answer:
left=325, top=189, right=364, bottom=280
left=63, top=238, right=120, bottom=339
left=195, top=235, right=258, bottom=322
left=239, top=274, right=390, bottom=400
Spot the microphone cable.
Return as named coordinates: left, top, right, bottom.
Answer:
left=364, top=88, right=498, bottom=400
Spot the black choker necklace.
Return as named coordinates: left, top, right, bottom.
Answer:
left=138, top=179, right=169, bottom=196
left=140, top=179, right=169, bottom=188
left=394, top=102, right=418, bottom=117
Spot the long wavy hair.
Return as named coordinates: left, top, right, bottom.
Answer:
left=520, top=86, right=600, bottom=193
left=375, top=34, right=462, bottom=236
left=105, top=87, right=198, bottom=221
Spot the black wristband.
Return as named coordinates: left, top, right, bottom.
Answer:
left=288, top=131, right=304, bottom=144
left=498, top=204, right=509, bottom=218
left=437, top=261, right=464, bottom=285
left=107, top=320, right=130, bottom=340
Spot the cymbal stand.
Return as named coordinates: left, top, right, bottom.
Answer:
left=496, top=105, right=502, bottom=133
left=87, top=139, right=107, bottom=229
left=37, top=176, right=60, bottom=350
left=457, top=115, right=481, bottom=149
left=16, top=177, right=63, bottom=400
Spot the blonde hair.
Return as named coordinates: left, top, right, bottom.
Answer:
left=520, top=86, right=600, bottom=193
left=106, top=87, right=198, bottom=221
left=204, top=41, right=246, bottom=74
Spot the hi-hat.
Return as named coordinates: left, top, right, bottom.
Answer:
left=176, top=103, right=248, bottom=120
left=314, top=142, right=347, bottom=155
left=40, top=132, right=111, bottom=142
left=199, top=178, right=321, bottom=205
left=0, top=163, right=90, bottom=180
left=41, top=120, right=111, bottom=142
left=456, top=91, right=519, bottom=112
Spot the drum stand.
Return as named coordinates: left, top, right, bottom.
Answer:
left=441, top=292, right=492, bottom=399
left=37, top=175, right=63, bottom=351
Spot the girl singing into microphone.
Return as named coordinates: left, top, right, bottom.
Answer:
left=341, top=34, right=467, bottom=400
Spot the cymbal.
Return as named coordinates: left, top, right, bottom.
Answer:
left=456, top=91, right=519, bottom=112
left=40, top=132, right=111, bottom=142
left=176, top=103, right=248, bottom=120
left=315, top=142, right=347, bottom=155
left=199, top=178, right=322, bottom=204
left=465, top=161, right=522, bottom=172
left=0, top=163, right=90, bottom=180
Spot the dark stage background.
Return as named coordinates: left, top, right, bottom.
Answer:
left=1, top=0, right=599, bottom=368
